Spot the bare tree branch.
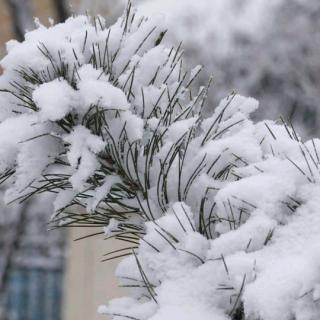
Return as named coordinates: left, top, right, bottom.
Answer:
left=53, top=0, right=70, bottom=23
left=5, top=0, right=33, bottom=41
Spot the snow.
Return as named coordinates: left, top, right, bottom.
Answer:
left=0, top=115, right=44, bottom=173
left=103, top=218, right=120, bottom=237
left=77, top=68, right=130, bottom=112
left=88, top=176, right=122, bottom=212
left=0, top=4, right=319, bottom=320
left=110, top=172, right=320, bottom=320
left=243, top=187, right=320, bottom=319
left=33, top=79, right=76, bottom=121
left=64, top=126, right=105, bottom=190
left=208, top=212, right=277, bottom=257
left=54, top=189, right=78, bottom=212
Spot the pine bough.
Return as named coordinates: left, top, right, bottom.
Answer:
left=0, top=4, right=320, bottom=320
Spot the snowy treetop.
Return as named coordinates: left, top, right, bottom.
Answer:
left=0, top=3, right=320, bottom=320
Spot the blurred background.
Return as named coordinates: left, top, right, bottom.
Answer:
left=0, top=0, right=319, bottom=319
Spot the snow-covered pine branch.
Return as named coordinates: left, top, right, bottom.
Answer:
left=0, top=3, right=320, bottom=320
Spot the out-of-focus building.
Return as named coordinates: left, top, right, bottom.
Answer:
left=0, top=194, right=65, bottom=320
left=63, top=229, right=125, bottom=320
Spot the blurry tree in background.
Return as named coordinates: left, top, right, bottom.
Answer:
left=79, top=0, right=125, bottom=22
left=210, top=0, right=320, bottom=137
left=253, top=0, right=320, bottom=134
left=5, top=0, right=34, bottom=41
left=137, top=0, right=320, bottom=137
left=54, top=0, right=70, bottom=22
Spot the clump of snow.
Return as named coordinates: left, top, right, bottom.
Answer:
left=33, top=79, right=76, bottom=121
left=54, top=189, right=78, bottom=212
left=103, top=218, right=120, bottom=237
left=77, top=65, right=130, bottom=112
left=64, top=126, right=105, bottom=191
left=87, top=176, right=121, bottom=212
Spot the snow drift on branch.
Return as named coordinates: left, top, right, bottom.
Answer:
left=0, top=3, right=320, bottom=320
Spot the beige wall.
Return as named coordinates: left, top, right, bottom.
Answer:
left=63, top=227, right=126, bottom=320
